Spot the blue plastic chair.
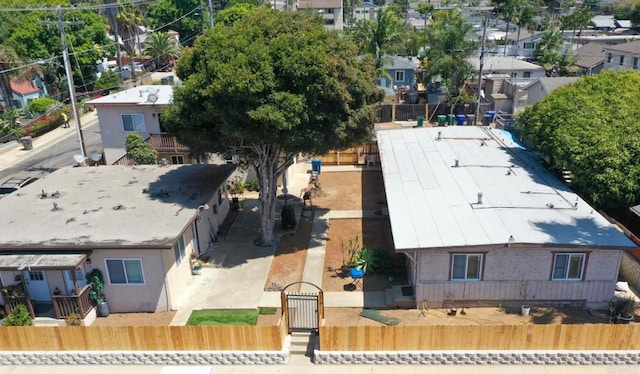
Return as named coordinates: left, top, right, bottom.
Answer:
left=350, top=267, right=364, bottom=289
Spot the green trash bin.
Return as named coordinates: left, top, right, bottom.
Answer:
left=447, top=114, right=455, bottom=126
left=417, top=116, right=425, bottom=127
left=437, top=115, right=447, bottom=127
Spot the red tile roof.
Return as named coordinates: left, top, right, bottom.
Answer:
left=11, top=79, right=40, bottom=96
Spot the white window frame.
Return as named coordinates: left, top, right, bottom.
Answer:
left=395, top=70, right=405, bottom=82
left=121, top=113, right=146, bottom=132
left=105, top=258, right=145, bottom=285
left=174, top=235, right=187, bottom=266
left=523, top=42, right=535, bottom=49
left=552, top=253, right=585, bottom=281
left=451, top=254, right=483, bottom=281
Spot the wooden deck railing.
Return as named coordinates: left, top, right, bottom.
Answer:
left=148, top=133, right=189, bottom=152
left=52, top=285, right=93, bottom=319
left=3, top=295, right=35, bottom=318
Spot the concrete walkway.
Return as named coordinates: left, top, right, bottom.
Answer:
left=171, top=162, right=388, bottom=324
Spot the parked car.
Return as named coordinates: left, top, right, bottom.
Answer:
left=0, top=176, right=38, bottom=197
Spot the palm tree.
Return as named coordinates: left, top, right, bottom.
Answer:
left=352, top=9, right=408, bottom=56
left=118, top=5, right=145, bottom=60
left=0, top=45, right=20, bottom=111
left=534, top=29, right=563, bottom=61
left=143, top=32, right=181, bottom=71
left=512, top=0, right=538, bottom=58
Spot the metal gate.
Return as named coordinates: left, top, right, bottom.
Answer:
left=281, top=282, right=324, bottom=334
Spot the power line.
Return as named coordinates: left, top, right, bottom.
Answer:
left=41, top=6, right=87, bottom=160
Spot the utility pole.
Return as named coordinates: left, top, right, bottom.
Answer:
left=42, top=7, right=87, bottom=160
left=474, top=9, right=489, bottom=126
left=207, top=0, right=214, bottom=27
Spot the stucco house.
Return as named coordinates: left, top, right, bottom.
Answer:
left=602, top=40, right=640, bottom=72
left=0, top=164, right=235, bottom=322
left=6, top=78, right=47, bottom=109
left=377, top=126, right=636, bottom=309
left=297, top=0, right=343, bottom=30
left=377, top=56, right=419, bottom=101
left=352, top=1, right=378, bottom=23
left=524, top=77, right=580, bottom=107
left=87, top=85, right=193, bottom=165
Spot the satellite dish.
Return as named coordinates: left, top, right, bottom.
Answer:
left=148, top=93, right=159, bottom=103
left=90, top=152, right=103, bottom=162
left=73, top=154, right=86, bottom=164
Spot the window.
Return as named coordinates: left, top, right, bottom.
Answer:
left=523, top=71, right=531, bottom=78
left=173, top=236, right=187, bottom=266
left=523, top=42, right=535, bottom=49
left=607, top=53, right=612, bottom=63
left=634, top=58, right=639, bottom=69
left=620, top=56, right=625, bottom=66
left=170, top=155, right=184, bottom=164
left=451, top=254, right=483, bottom=280
left=106, top=259, right=144, bottom=284
left=552, top=253, right=585, bottom=280
left=395, top=71, right=405, bottom=82
left=121, top=114, right=146, bottom=132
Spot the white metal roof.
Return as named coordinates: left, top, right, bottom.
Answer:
left=377, top=126, right=637, bottom=251
left=87, top=85, right=173, bottom=106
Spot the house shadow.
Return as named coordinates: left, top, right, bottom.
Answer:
left=146, top=164, right=280, bottom=268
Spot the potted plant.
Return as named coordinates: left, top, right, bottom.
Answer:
left=519, top=280, right=531, bottom=316
left=87, top=269, right=109, bottom=317
left=340, top=235, right=361, bottom=274
left=609, top=296, right=639, bottom=324
left=228, top=178, right=246, bottom=211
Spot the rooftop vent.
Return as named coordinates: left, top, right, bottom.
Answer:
left=437, top=131, right=442, bottom=140
left=453, top=159, right=460, bottom=167
left=477, top=192, right=483, bottom=204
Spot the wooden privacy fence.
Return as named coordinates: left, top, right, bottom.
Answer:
left=320, top=324, right=640, bottom=351
left=0, top=325, right=283, bottom=351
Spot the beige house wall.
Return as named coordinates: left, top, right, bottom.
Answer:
left=94, top=104, right=165, bottom=165
left=414, top=247, right=621, bottom=308
left=87, top=249, right=169, bottom=313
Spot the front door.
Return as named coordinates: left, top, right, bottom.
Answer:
left=25, top=271, right=51, bottom=301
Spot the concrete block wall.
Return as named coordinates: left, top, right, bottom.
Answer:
left=0, top=350, right=288, bottom=365
left=314, top=350, right=640, bottom=365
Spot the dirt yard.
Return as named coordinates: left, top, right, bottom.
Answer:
left=310, top=170, right=387, bottom=211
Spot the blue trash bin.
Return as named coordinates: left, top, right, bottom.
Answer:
left=487, top=110, right=496, bottom=123
left=455, top=115, right=466, bottom=126
left=311, top=158, right=322, bottom=174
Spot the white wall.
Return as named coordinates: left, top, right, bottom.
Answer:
left=95, top=105, right=165, bottom=165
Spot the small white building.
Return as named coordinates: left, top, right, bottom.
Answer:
left=469, top=56, right=546, bottom=79
left=602, top=40, right=640, bottom=72
left=297, top=0, right=343, bottom=30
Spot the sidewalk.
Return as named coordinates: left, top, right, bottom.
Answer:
left=0, top=111, right=97, bottom=171
left=170, top=162, right=380, bottom=324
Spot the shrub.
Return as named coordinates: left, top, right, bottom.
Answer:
left=23, top=113, right=64, bottom=137
left=246, top=180, right=260, bottom=192
left=3, top=304, right=32, bottom=326
left=125, top=133, right=158, bottom=164
left=26, top=97, right=60, bottom=116
left=94, top=70, right=122, bottom=92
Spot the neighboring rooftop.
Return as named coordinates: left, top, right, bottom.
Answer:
left=468, top=56, right=544, bottom=72
left=297, top=0, right=341, bottom=9
left=383, top=55, right=419, bottom=70
left=575, top=42, right=606, bottom=69
left=0, top=164, right=235, bottom=249
left=11, top=79, right=41, bottom=95
left=377, top=126, right=636, bottom=251
left=87, top=85, right=173, bottom=106
left=603, top=40, right=640, bottom=54
left=530, top=77, right=580, bottom=93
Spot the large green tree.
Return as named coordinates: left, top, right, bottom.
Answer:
left=517, top=70, right=640, bottom=210
left=351, top=9, right=409, bottom=56
left=145, top=0, right=202, bottom=46
left=163, top=9, right=383, bottom=246
left=422, top=9, right=476, bottom=107
left=143, top=32, right=182, bottom=71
